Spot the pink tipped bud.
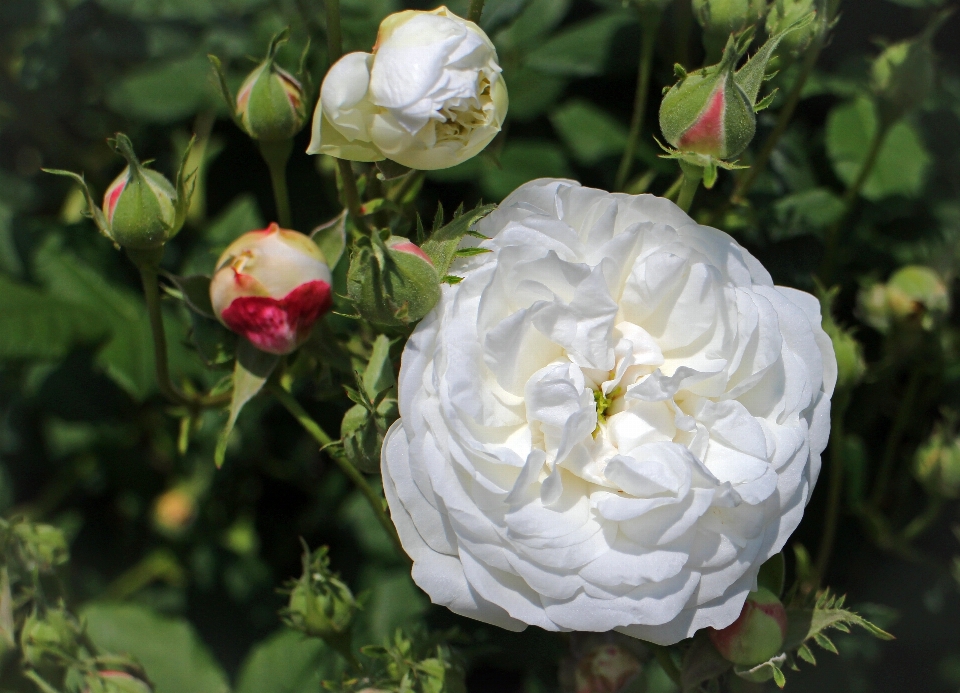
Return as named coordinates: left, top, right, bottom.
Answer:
left=385, top=237, right=434, bottom=264
left=210, top=223, right=332, bottom=354
left=709, top=588, right=787, bottom=666
left=574, top=644, right=642, bottom=693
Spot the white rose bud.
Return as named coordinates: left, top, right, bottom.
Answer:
left=210, top=223, right=333, bottom=355
left=381, top=179, right=836, bottom=645
left=307, top=6, right=508, bottom=170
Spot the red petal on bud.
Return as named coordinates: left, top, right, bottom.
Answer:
left=756, top=600, right=788, bottom=637
left=678, top=86, right=726, bottom=155
left=221, top=280, right=332, bottom=355
left=389, top=241, right=433, bottom=264
left=103, top=176, right=127, bottom=223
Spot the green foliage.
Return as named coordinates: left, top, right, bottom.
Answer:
left=234, top=629, right=336, bottom=693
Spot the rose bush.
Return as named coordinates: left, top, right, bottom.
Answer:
left=382, top=178, right=836, bottom=645
left=307, top=6, right=507, bottom=170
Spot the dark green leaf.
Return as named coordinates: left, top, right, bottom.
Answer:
left=550, top=100, right=628, bottom=165
left=165, top=274, right=214, bottom=317
left=311, top=212, right=348, bottom=269
left=525, top=10, right=634, bottom=77
left=235, top=628, right=338, bottom=693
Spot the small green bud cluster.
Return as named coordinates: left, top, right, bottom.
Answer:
left=857, top=265, right=950, bottom=333
left=342, top=335, right=399, bottom=474
left=347, top=232, right=441, bottom=327
left=766, top=0, right=823, bottom=56
left=45, top=134, right=195, bottom=252
left=211, top=28, right=309, bottom=144
left=284, top=545, right=357, bottom=646
left=12, top=521, right=69, bottom=573
left=914, top=421, right=960, bottom=499
left=21, top=606, right=82, bottom=668
left=362, top=630, right=467, bottom=693
left=818, top=287, right=866, bottom=393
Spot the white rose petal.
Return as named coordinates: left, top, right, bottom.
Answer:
left=382, top=179, right=836, bottom=645
left=308, top=6, right=507, bottom=170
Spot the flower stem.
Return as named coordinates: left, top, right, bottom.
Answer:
left=819, top=119, right=891, bottom=283
left=731, top=40, right=823, bottom=205
left=676, top=162, right=703, bottom=213
left=324, top=0, right=343, bottom=62
left=131, top=250, right=190, bottom=407
left=268, top=381, right=407, bottom=561
left=653, top=645, right=682, bottom=686
left=615, top=13, right=660, bottom=192
left=468, top=0, right=485, bottom=23
left=259, top=139, right=293, bottom=228
left=869, top=367, right=922, bottom=509
left=814, top=401, right=847, bottom=585
left=336, top=159, right=373, bottom=235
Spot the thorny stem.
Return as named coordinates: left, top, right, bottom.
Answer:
left=337, top=159, right=374, bottom=235
left=324, top=0, right=343, bottom=63
left=731, top=38, right=824, bottom=205
left=676, top=162, right=702, bottom=213
left=260, top=139, right=293, bottom=228
left=819, top=119, right=891, bottom=283
left=268, top=381, right=408, bottom=561
left=468, top=0, right=485, bottom=24
left=870, top=367, right=923, bottom=509
left=615, top=14, right=660, bottom=192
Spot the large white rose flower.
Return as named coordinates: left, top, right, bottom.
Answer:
left=307, top=7, right=507, bottom=170
left=381, top=179, right=836, bottom=645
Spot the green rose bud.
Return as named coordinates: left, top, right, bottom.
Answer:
left=693, top=0, right=767, bottom=60
left=871, top=11, right=949, bottom=126
left=211, top=29, right=309, bottom=144
left=766, top=0, right=821, bottom=55
left=914, top=426, right=960, bottom=499
left=858, top=266, right=950, bottom=333
left=45, top=134, right=194, bottom=252
left=21, top=608, right=80, bottom=667
left=347, top=233, right=442, bottom=326
left=285, top=546, right=356, bottom=644
left=708, top=588, right=787, bottom=666
left=14, top=522, right=69, bottom=573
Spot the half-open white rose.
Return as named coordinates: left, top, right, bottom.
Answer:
left=381, top=179, right=836, bottom=645
left=307, top=6, right=507, bottom=170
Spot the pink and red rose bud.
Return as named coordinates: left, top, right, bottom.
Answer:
left=660, top=61, right=756, bottom=161
left=347, top=235, right=441, bottom=327
left=210, top=223, right=332, bottom=355
left=574, top=644, right=642, bottom=693
left=236, top=60, right=307, bottom=142
left=709, top=588, right=787, bottom=666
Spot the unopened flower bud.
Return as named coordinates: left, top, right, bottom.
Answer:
left=693, top=0, right=767, bottom=59
left=573, top=644, right=642, bottom=693
left=211, top=30, right=309, bottom=144
left=153, top=487, right=197, bottom=536
left=44, top=134, right=194, bottom=253
left=85, top=671, right=153, bottom=693
left=21, top=608, right=80, bottom=667
left=236, top=61, right=307, bottom=143
left=14, top=522, right=68, bottom=573
left=871, top=12, right=948, bottom=125
left=708, top=588, right=787, bottom=666
left=914, top=427, right=960, bottom=499
left=766, top=0, right=821, bottom=55
left=858, top=266, right=950, bottom=333
left=347, top=234, right=441, bottom=326
left=285, top=546, right=356, bottom=643
left=210, top=223, right=333, bottom=355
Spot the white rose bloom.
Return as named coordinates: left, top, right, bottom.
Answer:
left=307, top=7, right=507, bottom=171
left=381, top=179, right=836, bottom=645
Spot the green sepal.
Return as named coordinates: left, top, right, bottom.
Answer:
left=208, top=54, right=244, bottom=130
left=173, top=134, right=198, bottom=235
left=420, top=202, right=497, bottom=278
left=735, top=11, right=816, bottom=105
left=42, top=169, right=113, bottom=243
left=215, top=340, right=279, bottom=468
